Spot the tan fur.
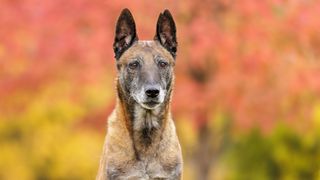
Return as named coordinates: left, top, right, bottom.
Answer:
left=96, top=41, right=182, bottom=180
left=118, top=41, right=175, bottom=67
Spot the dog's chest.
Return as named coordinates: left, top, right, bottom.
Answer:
left=106, top=105, right=182, bottom=179
left=119, top=156, right=171, bottom=179
left=108, top=153, right=181, bottom=180
left=118, top=105, right=175, bottom=179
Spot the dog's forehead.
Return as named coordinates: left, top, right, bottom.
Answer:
left=119, top=40, right=174, bottom=63
left=137, top=40, right=154, bottom=47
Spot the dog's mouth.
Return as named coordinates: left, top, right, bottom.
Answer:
left=140, top=100, right=161, bottom=109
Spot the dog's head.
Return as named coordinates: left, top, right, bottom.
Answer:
left=114, top=9, right=177, bottom=110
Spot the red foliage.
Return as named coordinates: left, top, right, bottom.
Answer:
left=1, top=0, right=320, bottom=132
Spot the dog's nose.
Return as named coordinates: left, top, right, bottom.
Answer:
left=145, top=88, right=160, bottom=98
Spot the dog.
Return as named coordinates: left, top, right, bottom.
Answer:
left=96, top=8, right=182, bottom=180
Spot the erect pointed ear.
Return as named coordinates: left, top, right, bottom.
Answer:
left=154, top=9, right=177, bottom=58
left=113, top=8, right=138, bottom=59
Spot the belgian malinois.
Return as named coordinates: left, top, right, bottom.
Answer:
left=96, top=8, right=182, bottom=179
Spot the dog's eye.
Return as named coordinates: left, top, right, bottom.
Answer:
left=128, top=61, right=139, bottom=70
left=158, top=61, right=168, bottom=68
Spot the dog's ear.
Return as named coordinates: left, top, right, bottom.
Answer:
left=154, top=9, right=177, bottom=58
left=113, top=8, right=138, bottom=59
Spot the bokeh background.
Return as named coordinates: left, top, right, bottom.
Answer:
left=1, top=0, right=320, bottom=179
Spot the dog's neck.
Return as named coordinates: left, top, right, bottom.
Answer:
left=116, top=81, right=171, bottom=158
left=133, top=104, right=164, bottom=132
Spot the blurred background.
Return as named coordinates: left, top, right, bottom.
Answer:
left=1, top=0, right=320, bottom=179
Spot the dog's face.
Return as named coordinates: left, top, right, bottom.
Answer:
left=113, top=9, right=177, bottom=109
